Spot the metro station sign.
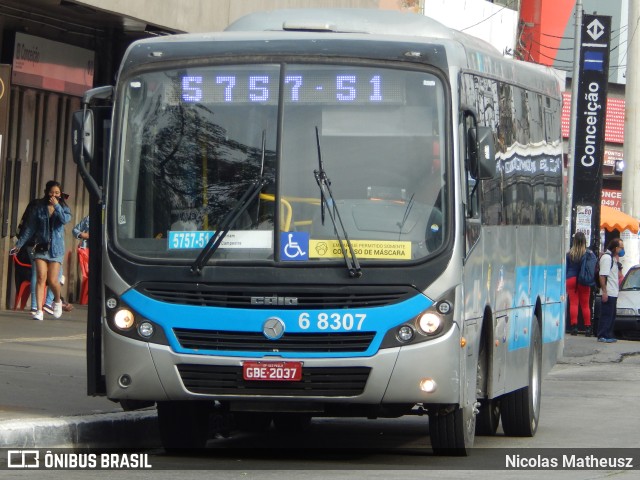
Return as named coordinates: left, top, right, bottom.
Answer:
left=571, top=14, right=611, bottom=252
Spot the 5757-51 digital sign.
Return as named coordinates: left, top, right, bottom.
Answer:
left=172, top=66, right=410, bottom=105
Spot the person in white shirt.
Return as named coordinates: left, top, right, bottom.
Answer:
left=597, top=238, right=625, bottom=343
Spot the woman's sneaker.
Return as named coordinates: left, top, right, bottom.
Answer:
left=43, top=304, right=54, bottom=315
left=32, top=310, right=44, bottom=321
left=52, top=301, right=63, bottom=319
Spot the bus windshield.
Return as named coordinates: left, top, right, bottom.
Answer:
left=115, top=63, right=447, bottom=264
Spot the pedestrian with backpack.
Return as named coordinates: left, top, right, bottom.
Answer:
left=566, top=232, right=595, bottom=336
left=597, top=238, right=625, bottom=343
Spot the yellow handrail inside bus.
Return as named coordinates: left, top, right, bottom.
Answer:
left=259, top=194, right=321, bottom=231
left=260, top=193, right=292, bottom=231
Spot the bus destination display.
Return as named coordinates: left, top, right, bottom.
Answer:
left=177, top=69, right=407, bottom=105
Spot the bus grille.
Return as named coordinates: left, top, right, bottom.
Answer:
left=137, top=283, right=414, bottom=309
left=177, top=364, right=370, bottom=396
left=173, top=328, right=376, bottom=352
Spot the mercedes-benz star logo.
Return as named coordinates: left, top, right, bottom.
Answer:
left=262, top=317, right=285, bottom=340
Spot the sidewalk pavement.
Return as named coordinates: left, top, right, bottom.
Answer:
left=1, top=304, right=639, bottom=448
left=0, top=304, right=160, bottom=448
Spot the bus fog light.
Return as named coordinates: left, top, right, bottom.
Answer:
left=419, top=378, right=437, bottom=393
left=118, top=374, right=132, bottom=388
left=106, top=297, right=118, bottom=309
left=396, top=325, right=414, bottom=343
left=418, top=313, right=442, bottom=334
left=114, top=309, right=135, bottom=330
left=138, top=321, right=154, bottom=338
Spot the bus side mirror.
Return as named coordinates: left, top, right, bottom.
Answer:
left=71, top=108, right=102, bottom=199
left=467, top=126, right=496, bottom=180
left=72, top=109, right=94, bottom=164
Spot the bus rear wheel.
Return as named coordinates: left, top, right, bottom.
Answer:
left=429, top=403, right=475, bottom=456
left=501, top=318, right=542, bottom=436
left=475, top=398, right=501, bottom=436
left=157, top=401, right=211, bottom=451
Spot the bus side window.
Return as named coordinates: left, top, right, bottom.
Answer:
left=461, top=114, right=481, bottom=257
left=462, top=114, right=480, bottom=220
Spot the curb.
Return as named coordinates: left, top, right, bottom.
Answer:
left=0, top=410, right=160, bottom=449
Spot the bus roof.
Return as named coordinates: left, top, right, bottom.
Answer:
left=226, top=8, right=499, bottom=57
left=225, top=9, right=562, bottom=98
left=117, top=9, right=562, bottom=99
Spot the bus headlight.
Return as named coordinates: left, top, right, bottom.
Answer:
left=379, top=287, right=456, bottom=349
left=418, top=312, right=442, bottom=335
left=114, top=309, right=135, bottom=330
left=104, top=288, right=168, bottom=345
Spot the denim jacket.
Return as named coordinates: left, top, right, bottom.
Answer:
left=72, top=215, right=90, bottom=249
left=16, top=200, right=72, bottom=258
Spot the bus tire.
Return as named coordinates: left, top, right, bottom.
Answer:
left=429, top=403, right=475, bottom=456
left=475, top=316, right=500, bottom=435
left=475, top=398, right=500, bottom=436
left=157, top=401, right=211, bottom=451
left=501, top=318, right=542, bottom=437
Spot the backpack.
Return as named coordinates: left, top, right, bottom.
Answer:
left=592, top=252, right=613, bottom=289
left=577, top=250, right=597, bottom=287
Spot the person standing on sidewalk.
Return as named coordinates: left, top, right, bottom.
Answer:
left=566, top=232, right=594, bottom=337
left=72, top=215, right=90, bottom=248
left=597, top=238, right=625, bottom=343
left=10, top=180, right=72, bottom=321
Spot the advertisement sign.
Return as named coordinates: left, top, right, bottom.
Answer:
left=12, top=33, right=94, bottom=96
left=571, top=14, right=611, bottom=253
left=601, top=189, right=622, bottom=209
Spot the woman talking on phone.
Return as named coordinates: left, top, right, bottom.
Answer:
left=11, top=180, right=71, bottom=321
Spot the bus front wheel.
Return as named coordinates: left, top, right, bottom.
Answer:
left=429, top=403, right=476, bottom=456
left=500, top=318, right=542, bottom=436
left=157, top=401, right=211, bottom=451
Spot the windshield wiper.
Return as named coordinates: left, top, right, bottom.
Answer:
left=191, top=133, right=268, bottom=275
left=397, top=193, right=415, bottom=240
left=313, top=126, right=362, bottom=278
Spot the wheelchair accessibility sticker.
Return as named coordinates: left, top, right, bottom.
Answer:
left=280, top=232, right=309, bottom=261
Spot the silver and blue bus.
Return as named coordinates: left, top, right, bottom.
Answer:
left=73, top=9, right=565, bottom=454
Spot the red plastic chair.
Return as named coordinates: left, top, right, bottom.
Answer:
left=12, top=254, right=32, bottom=310
left=77, top=247, right=89, bottom=305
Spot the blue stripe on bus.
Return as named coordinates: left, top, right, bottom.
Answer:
left=120, top=288, right=434, bottom=358
left=509, top=264, right=565, bottom=350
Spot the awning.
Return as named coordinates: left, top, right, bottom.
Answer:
left=600, top=205, right=640, bottom=234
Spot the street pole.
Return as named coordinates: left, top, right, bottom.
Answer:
left=566, top=0, right=583, bottom=250
left=622, top=0, right=640, bottom=267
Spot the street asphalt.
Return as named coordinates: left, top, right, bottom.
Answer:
left=1, top=304, right=639, bottom=449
